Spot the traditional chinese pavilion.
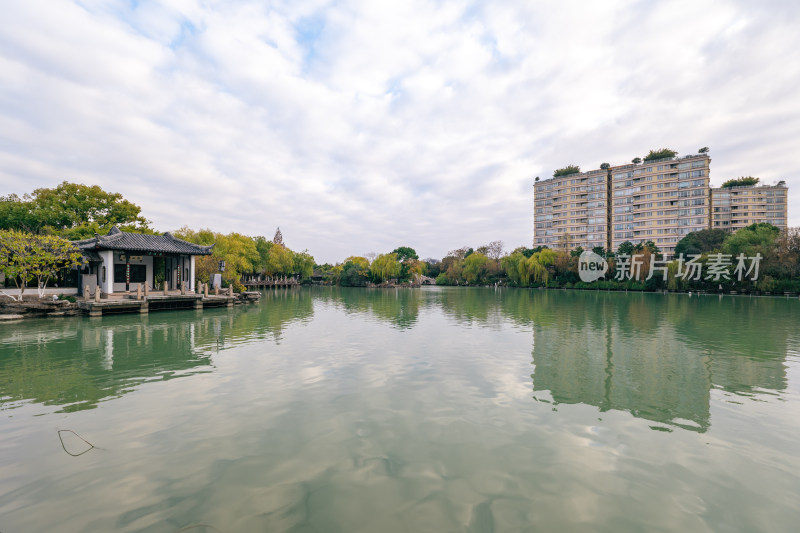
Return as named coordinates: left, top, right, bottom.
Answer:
left=74, top=227, right=213, bottom=295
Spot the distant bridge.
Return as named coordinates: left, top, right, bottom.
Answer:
left=242, top=276, right=299, bottom=288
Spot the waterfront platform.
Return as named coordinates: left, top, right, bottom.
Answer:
left=77, top=291, right=238, bottom=317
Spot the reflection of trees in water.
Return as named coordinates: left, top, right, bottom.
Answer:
left=1, top=287, right=791, bottom=427
left=0, top=290, right=316, bottom=412
left=0, top=316, right=213, bottom=413
left=314, top=286, right=504, bottom=329
left=211, top=288, right=315, bottom=345
left=314, top=287, right=423, bottom=329
left=432, top=287, right=505, bottom=329
left=500, top=290, right=792, bottom=432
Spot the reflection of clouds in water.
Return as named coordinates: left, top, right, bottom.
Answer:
left=2, top=288, right=799, bottom=532
left=299, top=365, right=324, bottom=385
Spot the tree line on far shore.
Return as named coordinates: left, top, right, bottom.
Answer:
left=2, top=182, right=799, bottom=297
left=324, top=224, right=800, bottom=293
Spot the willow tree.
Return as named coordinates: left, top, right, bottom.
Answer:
left=527, top=255, right=549, bottom=285
left=501, top=252, right=526, bottom=285
left=292, top=250, right=315, bottom=279
left=463, top=253, right=490, bottom=284
left=370, top=253, right=401, bottom=282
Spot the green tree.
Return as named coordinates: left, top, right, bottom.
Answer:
left=423, top=258, right=442, bottom=278
left=391, top=246, right=418, bottom=262
left=391, top=246, right=421, bottom=281
left=1, top=182, right=151, bottom=238
left=174, top=227, right=221, bottom=283
left=254, top=236, right=273, bottom=272
left=217, top=232, right=261, bottom=280
left=722, top=223, right=780, bottom=258
left=674, top=229, right=728, bottom=256
left=721, top=176, right=760, bottom=189
left=462, top=253, right=490, bottom=284
left=537, top=248, right=557, bottom=267
left=264, top=243, right=294, bottom=277
left=370, top=253, right=401, bottom=282
left=766, top=228, right=800, bottom=280
left=0, top=230, right=82, bottom=301
left=553, top=165, right=580, bottom=177
left=617, top=241, right=635, bottom=256
left=698, top=146, right=709, bottom=154
left=176, top=228, right=260, bottom=282
left=513, top=251, right=551, bottom=286
left=439, top=255, right=464, bottom=284
left=640, top=240, right=660, bottom=254
left=632, top=157, right=642, bottom=164
left=339, top=261, right=369, bottom=286
left=404, top=258, right=427, bottom=281
left=501, top=252, right=525, bottom=285
left=344, top=256, right=370, bottom=270
left=292, top=250, right=315, bottom=279
left=600, top=163, right=611, bottom=170
left=643, top=148, right=677, bottom=161
left=174, top=226, right=216, bottom=246
left=0, top=195, right=34, bottom=232
left=511, top=246, right=544, bottom=258
left=32, top=235, right=82, bottom=297
left=528, top=253, right=550, bottom=284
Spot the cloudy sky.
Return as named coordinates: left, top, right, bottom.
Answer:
left=1, top=0, right=799, bottom=262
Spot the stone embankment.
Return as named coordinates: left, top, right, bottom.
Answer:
left=1, top=289, right=261, bottom=320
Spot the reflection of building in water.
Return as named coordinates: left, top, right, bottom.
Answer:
left=709, top=354, right=788, bottom=396
left=532, top=323, right=712, bottom=432
left=529, top=294, right=789, bottom=433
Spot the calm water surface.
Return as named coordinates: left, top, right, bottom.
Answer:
left=1, top=288, right=799, bottom=532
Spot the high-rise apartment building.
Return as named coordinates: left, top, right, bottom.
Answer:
left=710, top=182, right=788, bottom=231
left=610, top=154, right=710, bottom=255
left=533, top=151, right=790, bottom=256
left=533, top=168, right=609, bottom=250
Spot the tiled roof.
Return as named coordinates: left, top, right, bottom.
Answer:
left=81, top=249, right=102, bottom=262
left=74, top=227, right=213, bottom=255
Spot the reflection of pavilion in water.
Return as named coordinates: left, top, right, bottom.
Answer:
left=530, top=300, right=788, bottom=433
left=0, top=318, right=218, bottom=413
left=0, top=293, right=314, bottom=412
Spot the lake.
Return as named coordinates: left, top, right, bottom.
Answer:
left=1, top=287, right=799, bottom=532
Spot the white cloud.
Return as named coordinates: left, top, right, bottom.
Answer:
left=1, top=0, right=799, bottom=262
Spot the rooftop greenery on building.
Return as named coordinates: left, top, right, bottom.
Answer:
left=643, top=148, right=678, bottom=162
left=721, top=176, right=760, bottom=189
left=536, top=150, right=715, bottom=187
left=553, top=165, right=581, bottom=178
